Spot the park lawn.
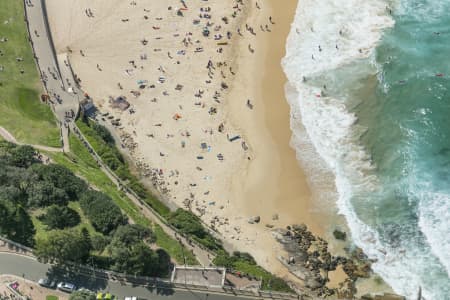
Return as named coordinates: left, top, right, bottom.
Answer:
left=45, top=296, right=58, bottom=300
left=0, top=0, right=60, bottom=147
left=31, top=201, right=100, bottom=241
left=47, top=134, right=198, bottom=265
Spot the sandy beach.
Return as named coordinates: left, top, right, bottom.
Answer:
left=45, top=0, right=330, bottom=284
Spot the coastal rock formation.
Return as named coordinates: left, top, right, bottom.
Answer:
left=274, top=223, right=375, bottom=298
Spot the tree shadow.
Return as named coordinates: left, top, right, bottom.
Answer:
left=45, top=264, right=108, bottom=291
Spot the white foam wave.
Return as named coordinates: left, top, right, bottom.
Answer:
left=418, top=191, right=450, bottom=277
left=279, top=0, right=437, bottom=299
left=282, top=0, right=450, bottom=297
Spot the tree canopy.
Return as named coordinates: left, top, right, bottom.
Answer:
left=79, top=190, right=127, bottom=234
left=39, top=205, right=81, bottom=230
left=34, top=228, right=91, bottom=264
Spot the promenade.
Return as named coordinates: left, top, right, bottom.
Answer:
left=24, top=0, right=80, bottom=152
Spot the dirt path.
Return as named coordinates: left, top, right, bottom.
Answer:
left=0, top=126, right=63, bottom=152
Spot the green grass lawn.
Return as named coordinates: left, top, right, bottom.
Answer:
left=0, top=0, right=60, bottom=147
left=46, top=295, right=58, bottom=300
left=47, top=134, right=198, bottom=265
left=31, top=201, right=100, bottom=241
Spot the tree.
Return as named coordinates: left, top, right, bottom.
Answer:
left=108, top=241, right=161, bottom=276
left=107, top=224, right=170, bottom=277
left=12, top=205, right=35, bottom=246
left=30, top=164, right=87, bottom=200
left=34, top=229, right=90, bottom=264
left=69, top=290, right=96, bottom=300
left=7, top=145, right=37, bottom=168
left=79, top=191, right=126, bottom=234
left=110, top=224, right=155, bottom=246
left=27, top=181, right=68, bottom=207
left=0, top=200, right=35, bottom=247
left=40, top=205, right=80, bottom=229
left=91, top=234, right=110, bottom=252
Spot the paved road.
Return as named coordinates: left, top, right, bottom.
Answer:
left=0, top=253, right=257, bottom=300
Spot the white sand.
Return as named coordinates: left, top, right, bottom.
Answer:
left=46, top=0, right=328, bottom=284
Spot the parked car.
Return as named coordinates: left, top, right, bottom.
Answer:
left=57, top=282, right=76, bottom=293
left=124, top=297, right=137, bottom=300
left=37, top=278, right=56, bottom=289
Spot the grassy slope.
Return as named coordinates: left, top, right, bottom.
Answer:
left=76, top=119, right=170, bottom=217
left=48, top=135, right=197, bottom=265
left=0, top=0, right=60, bottom=147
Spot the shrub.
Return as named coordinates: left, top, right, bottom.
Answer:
left=39, top=205, right=80, bottom=229
left=79, top=190, right=127, bottom=234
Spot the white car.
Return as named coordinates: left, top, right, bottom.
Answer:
left=57, top=282, right=76, bottom=293
left=124, top=297, right=137, bottom=300
left=37, top=278, right=56, bottom=288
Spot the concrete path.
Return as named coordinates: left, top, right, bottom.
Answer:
left=0, top=126, right=63, bottom=152
left=0, top=253, right=257, bottom=300
left=24, top=0, right=80, bottom=153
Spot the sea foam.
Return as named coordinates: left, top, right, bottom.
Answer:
left=282, top=0, right=450, bottom=297
left=280, top=0, right=433, bottom=299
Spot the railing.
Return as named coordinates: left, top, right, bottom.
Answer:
left=0, top=235, right=34, bottom=256
left=71, top=124, right=218, bottom=260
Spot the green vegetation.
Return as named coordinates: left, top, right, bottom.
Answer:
left=76, top=118, right=170, bottom=216
left=69, top=290, right=95, bottom=300
left=0, top=0, right=60, bottom=147
left=79, top=190, right=126, bottom=235
left=49, top=135, right=198, bottom=265
left=168, top=209, right=223, bottom=251
left=38, top=205, right=81, bottom=230
left=46, top=296, right=58, bottom=300
left=34, top=228, right=91, bottom=264
left=0, top=141, right=172, bottom=276
left=107, top=224, right=171, bottom=277
left=213, top=251, right=293, bottom=292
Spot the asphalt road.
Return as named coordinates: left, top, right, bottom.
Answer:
left=0, top=253, right=256, bottom=300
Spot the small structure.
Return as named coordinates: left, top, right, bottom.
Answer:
left=80, top=97, right=96, bottom=115
left=171, top=266, right=226, bottom=288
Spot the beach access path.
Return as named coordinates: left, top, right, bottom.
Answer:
left=24, top=0, right=80, bottom=153
left=0, top=126, right=62, bottom=152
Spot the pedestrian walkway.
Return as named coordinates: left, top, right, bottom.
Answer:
left=24, top=0, right=80, bottom=152
left=0, top=126, right=62, bottom=152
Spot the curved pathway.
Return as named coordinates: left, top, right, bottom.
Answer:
left=0, top=126, right=63, bottom=152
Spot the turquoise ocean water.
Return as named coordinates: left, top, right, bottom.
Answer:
left=282, top=0, right=450, bottom=298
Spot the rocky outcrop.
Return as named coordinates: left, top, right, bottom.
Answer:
left=273, top=223, right=376, bottom=298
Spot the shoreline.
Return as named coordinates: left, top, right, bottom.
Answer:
left=224, top=0, right=333, bottom=279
